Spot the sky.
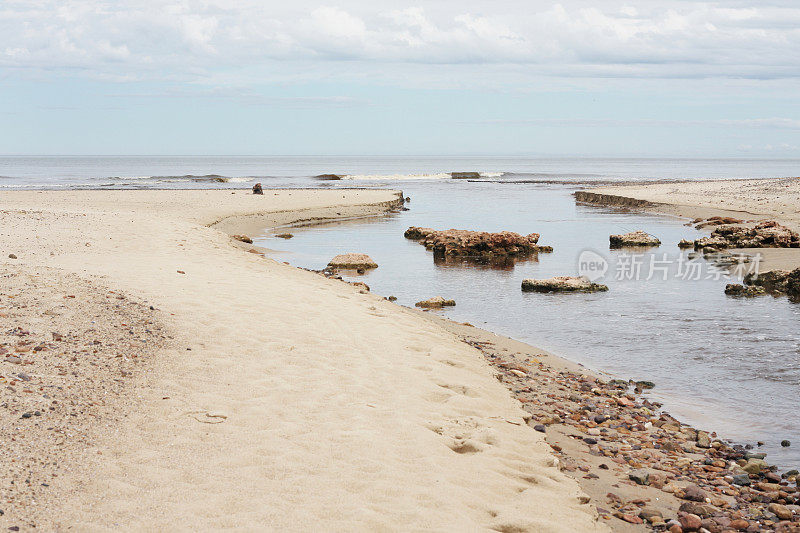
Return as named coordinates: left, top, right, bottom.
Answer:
left=1, top=0, right=800, bottom=157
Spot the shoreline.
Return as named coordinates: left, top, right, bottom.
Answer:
left=0, top=188, right=605, bottom=532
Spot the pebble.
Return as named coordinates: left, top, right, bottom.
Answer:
left=8, top=254, right=17, bottom=259
left=533, top=424, right=546, bottom=433
left=782, top=439, right=791, bottom=447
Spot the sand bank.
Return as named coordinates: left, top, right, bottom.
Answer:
left=580, top=178, right=800, bottom=270
left=0, top=189, right=603, bottom=531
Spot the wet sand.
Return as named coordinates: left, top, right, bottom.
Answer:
left=0, top=189, right=603, bottom=531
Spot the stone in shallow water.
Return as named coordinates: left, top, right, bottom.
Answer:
left=326, top=253, right=378, bottom=270
left=609, top=230, right=661, bottom=248
left=414, top=296, right=455, bottom=308
left=521, top=276, right=608, bottom=293
left=404, top=227, right=550, bottom=258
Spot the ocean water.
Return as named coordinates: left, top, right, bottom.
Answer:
left=3, top=156, right=800, bottom=468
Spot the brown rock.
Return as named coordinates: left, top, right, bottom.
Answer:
left=327, top=253, right=378, bottom=270
left=415, top=296, right=456, bottom=309
left=404, top=227, right=550, bottom=258
left=768, top=502, right=793, bottom=520
left=681, top=484, right=708, bottom=502
left=232, top=234, right=253, bottom=244
left=679, top=513, right=702, bottom=531
left=252, top=183, right=263, bottom=194
left=274, top=233, right=294, bottom=239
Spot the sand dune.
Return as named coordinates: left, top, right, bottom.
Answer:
left=0, top=189, right=604, bottom=531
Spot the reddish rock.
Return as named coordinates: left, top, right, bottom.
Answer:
left=404, top=227, right=551, bottom=258
left=679, top=513, right=703, bottom=531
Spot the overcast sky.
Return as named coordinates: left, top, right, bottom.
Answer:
left=2, top=0, right=800, bottom=156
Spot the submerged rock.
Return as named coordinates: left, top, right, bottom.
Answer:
left=521, top=276, right=609, bottom=293
left=327, top=253, right=378, bottom=270
left=404, top=227, right=550, bottom=259
left=609, top=230, right=661, bottom=248
left=274, top=233, right=294, bottom=239
left=415, top=296, right=456, bottom=308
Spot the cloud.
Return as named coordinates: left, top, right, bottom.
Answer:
left=1, top=1, right=800, bottom=82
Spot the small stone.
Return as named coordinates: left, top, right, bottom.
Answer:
left=742, top=458, right=767, bottom=474
left=781, top=439, right=791, bottom=447
left=731, top=473, right=751, bottom=486
left=613, top=511, right=643, bottom=524
left=583, top=437, right=597, bottom=445
left=8, top=254, right=17, bottom=259
left=20, top=412, right=33, bottom=419
left=681, top=484, right=708, bottom=502
left=696, top=431, right=711, bottom=448
left=639, top=508, right=663, bottom=523
left=533, top=424, right=546, bottom=433
left=16, top=373, right=32, bottom=382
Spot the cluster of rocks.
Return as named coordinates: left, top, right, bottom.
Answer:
left=231, top=234, right=253, bottom=244
left=689, top=221, right=799, bottom=252
left=465, top=337, right=800, bottom=533
left=610, top=231, right=662, bottom=248
left=690, top=217, right=745, bottom=230
left=404, top=227, right=552, bottom=259
left=726, top=268, right=800, bottom=300
left=521, top=276, right=609, bottom=293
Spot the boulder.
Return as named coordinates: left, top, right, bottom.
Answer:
left=521, top=276, right=609, bottom=293
left=274, top=233, right=294, bottom=239
left=609, top=230, right=661, bottom=248
left=678, top=239, right=695, bottom=249
left=314, top=174, right=343, bottom=180
left=741, top=267, right=800, bottom=300
left=404, top=227, right=551, bottom=258
left=415, top=296, right=455, bottom=308
left=327, top=253, right=378, bottom=270
left=252, top=183, right=263, bottom=194
left=690, top=220, right=799, bottom=250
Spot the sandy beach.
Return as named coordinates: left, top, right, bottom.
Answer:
left=0, top=189, right=604, bottom=531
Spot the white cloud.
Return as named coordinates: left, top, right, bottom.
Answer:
left=1, top=1, right=800, bottom=81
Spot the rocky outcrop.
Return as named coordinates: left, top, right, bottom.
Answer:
left=450, top=172, right=481, bottom=179
left=252, top=183, right=263, bottom=194
left=574, top=191, right=654, bottom=208
left=609, top=230, right=661, bottom=248
left=691, top=216, right=744, bottom=229
left=739, top=268, right=800, bottom=300
left=724, top=284, right=766, bottom=297
left=404, top=227, right=552, bottom=258
left=691, top=221, right=799, bottom=251
left=314, top=174, right=343, bottom=180
left=415, top=296, right=456, bottom=308
left=521, top=276, right=609, bottom=293
left=326, top=253, right=378, bottom=270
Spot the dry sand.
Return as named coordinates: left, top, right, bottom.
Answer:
left=583, top=177, right=800, bottom=270
left=0, top=189, right=605, bottom=531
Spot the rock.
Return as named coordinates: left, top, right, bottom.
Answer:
left=742, top=458, right=767, bottom=474
left=387, top=296, right=397, bottom=302
left=609, top=230, right=661, bottom=248
left=415, top=296, right=455, bottom=309
left=252, top=183, right=263, bottom=194
left=696, top=431, right=711, bottom=448
left=450, top=172, right=481, bottom=179
left=692, top=220, right=799, bottom=250
left=629, top=469, right=650, bottom=485
left=16, top=372, right=31, bottom=382
left=274, top=233, right=294, bottom=239
left=678, top=239, right=695, bottom=249
left=681, top=484, right=708, bottom=502
left=533, top=424, right=546, bottom=433
left=679, top=513, right=702, bottom=531
left=679, top=502, right=717, bottom=518
left=731, top=473, right=751, bottom=486
left=327, top=253, right=378, bottom=270
left=314, top=174, right=343, bottom=180
left=404, top=227, right=550, bottom=258
left=232, top=234, right=253, bottom=244
left=521, top=276, right=609, bottom=293
left=639, top=508, right=663, bottom=523
left=768, top=503, right=793, bottom=520
left=613, top=511, right=643, bottom=524
left=724, top=283, right=766, bottom=297
left=8, top=254, right=17, bottom=259
left=781, top=439, right=791, bottom=447
left=728, top=519, right=749, bottom=530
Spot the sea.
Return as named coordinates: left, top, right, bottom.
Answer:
left=2, top=155, right=799, bottom=469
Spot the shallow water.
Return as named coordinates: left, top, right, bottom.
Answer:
left=263, top=180, right=800, bottom=469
